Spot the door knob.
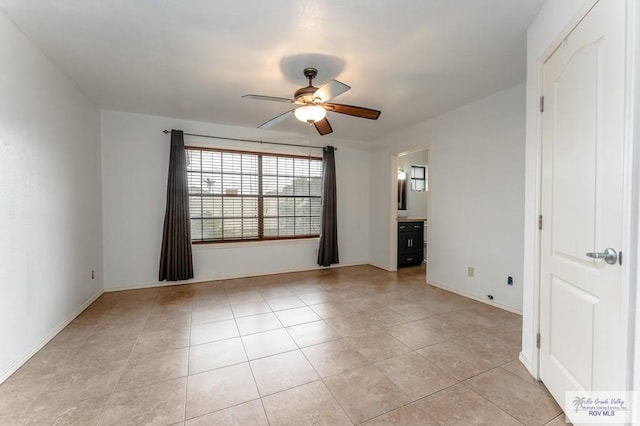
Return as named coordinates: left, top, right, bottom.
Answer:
left=585, top=248, right=618, bottom=265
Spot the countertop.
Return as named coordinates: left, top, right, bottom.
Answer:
left=397, top=217, right=427, bottom=222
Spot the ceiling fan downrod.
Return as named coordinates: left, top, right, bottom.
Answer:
left=303, top=67, right=318, bottom=86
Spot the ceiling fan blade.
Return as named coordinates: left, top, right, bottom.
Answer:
left=243, top=94, right=295, bottom=103
left=313, top=80, right=351, bottom=102
left=258, top=109, right=294, bottom=129
left=324, top=103, right=381, bottom=120
left=314, top=118, right=333, bottom=136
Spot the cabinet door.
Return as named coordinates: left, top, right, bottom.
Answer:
left=398, top=230, right=421, bottom=254
left=398, top=232, right=413, bottom=253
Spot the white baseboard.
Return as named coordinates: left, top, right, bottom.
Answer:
left=518, top=352, right=538, bottom=380
left=368, top=261, right=396, bottom=272
left=0, top=289, right=104, bottom=384
left=426, top=279, right=523, bottom=315
left=105, top=262, right=369, bottom=292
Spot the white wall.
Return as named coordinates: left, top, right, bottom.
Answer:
left=101, top=111, right=370, bottom=290
left=398, top=149, right=428, bottom=218
left=0, top=11, right=103, bottom=381
left=371, top=84, right=525, bottom=312
left=521, top=0, right=592, bottom=372
left=368, top=149, right=396, bottom=270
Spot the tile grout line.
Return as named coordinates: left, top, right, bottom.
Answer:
left=362, top=339, right=525, bottom=424
left=461, top=361, right=564, bottom=424
left=459, top=380, right=526, bottom=425
left=182, top=294, right=194, bottom=424
left=324, top=343, right=461, bottom=424
left=236, top=306, right=272, bottom=426
left=95, top=293, right=157, bottom=426
left=281, top=312, right=355, bottom=425
left=13, top=305, right=118, bottom=423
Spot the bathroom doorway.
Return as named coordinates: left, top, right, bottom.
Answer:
left=397, top=149, right=428, bottom=263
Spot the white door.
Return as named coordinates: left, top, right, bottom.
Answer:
left=539, top=0, right=629, bottom=415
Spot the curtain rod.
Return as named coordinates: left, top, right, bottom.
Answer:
left=162, top=130, right=333, bottom=150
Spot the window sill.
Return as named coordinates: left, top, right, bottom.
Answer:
left=192, top=237, right=320, bottom=250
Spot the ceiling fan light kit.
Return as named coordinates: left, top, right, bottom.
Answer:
left=243, top=67, right=381, bottom=136
left=294, top=104, right=326, bottom=124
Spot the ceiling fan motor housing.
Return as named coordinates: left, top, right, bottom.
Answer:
left=294, top=86, right=319, bottom=103
left=295, top=67, right=320, bottom=103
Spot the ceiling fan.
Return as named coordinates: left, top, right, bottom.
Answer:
left=242, top=67, right=381, bottom=136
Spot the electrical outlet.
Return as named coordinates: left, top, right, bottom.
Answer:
left=467, top=267, right=474, bottom=277
left=91, top=270, right=95, bottom=280
left=507, top=276, right=513, bottom=286
left=487, top=294, right=494, bottom=300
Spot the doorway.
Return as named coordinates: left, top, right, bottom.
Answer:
left=397, top=149, right=429, bottom=266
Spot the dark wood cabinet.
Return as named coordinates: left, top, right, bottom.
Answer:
left=397, top=221, right=424, bottom=267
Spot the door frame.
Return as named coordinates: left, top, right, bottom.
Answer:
left=531, top=0, right=639, bottom=392
left=388, top=146, right=430, bottom=274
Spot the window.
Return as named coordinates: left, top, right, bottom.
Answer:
left=187, top=147, right=323, bottom=242
left=410, top=165, right=427, bottom=192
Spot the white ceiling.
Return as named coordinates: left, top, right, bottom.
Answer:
left=0, top=1, right=543, bottom=142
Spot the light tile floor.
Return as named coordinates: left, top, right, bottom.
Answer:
left=0, top=265, right=568, bottom=425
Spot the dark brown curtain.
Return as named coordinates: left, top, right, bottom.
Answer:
left=159, top=129, right=194, bottom=281
left=317, top=146, right=339, bottom=266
